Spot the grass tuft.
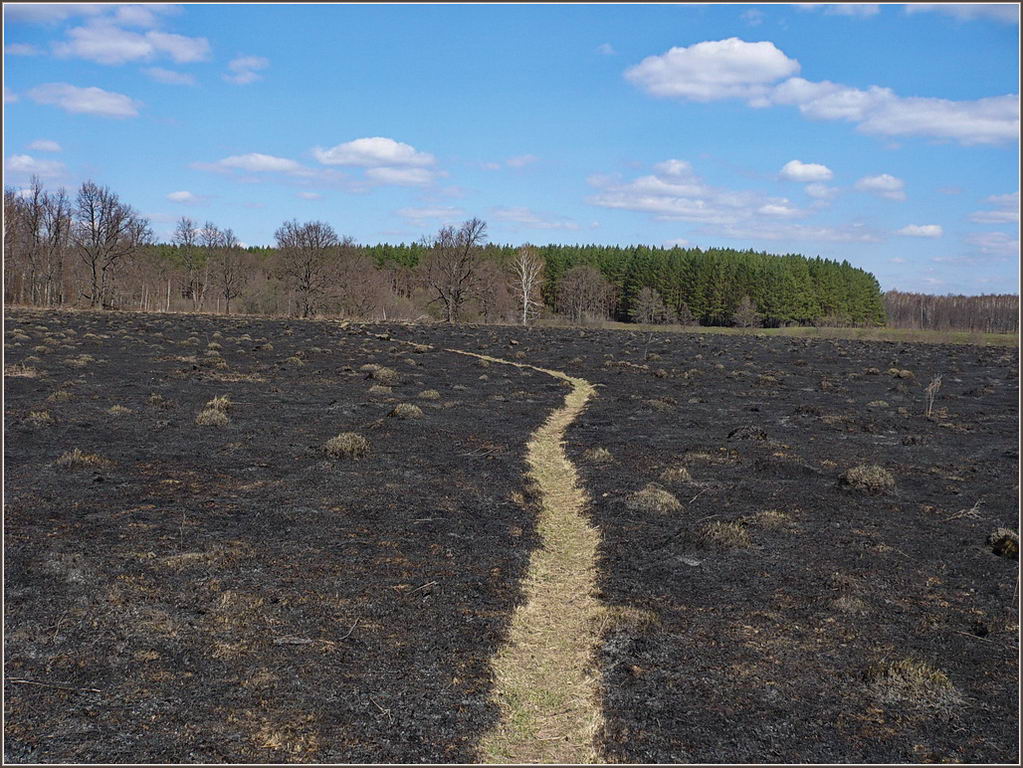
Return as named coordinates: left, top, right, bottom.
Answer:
left=625, top=484, right=682, bottom=514
left=196, top=408, right=229, bottom=427
left=56, top=448, right=108, bottom=469
left=324, top=432, right=369, bottom=459
left=389, top=402, right=423, bottom=419
left=840, top=464, right=895, bottom=494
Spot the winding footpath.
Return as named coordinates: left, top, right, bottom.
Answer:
left=443, top=349, right=606, bottom=764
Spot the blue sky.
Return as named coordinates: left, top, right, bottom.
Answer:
left=3, top=2, right=1019, bottom=294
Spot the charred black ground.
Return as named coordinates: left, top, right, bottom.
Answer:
left=4, top=308, right=1020, bottom=764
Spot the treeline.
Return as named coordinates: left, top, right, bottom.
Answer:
left=2, top=175, right=906, bottom=330
left=884, top=291, right=1018, bottom=334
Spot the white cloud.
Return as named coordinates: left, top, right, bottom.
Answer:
left=896, top=224, right=943, bottom=237
left=905, top=4, right=1020, bottom=24
left=143, top=67, right=196, bottom=86
left=854, top=173, right=906, bottom=200
left=297, top=191, right=322, bottom=200
left=804, top=182, right=838, bottom=200
left=711, top=222, right=881, bottom=242
left=215, top=153, right=304, bottom=173
left=779, top=159, right=833, bottom=182
left=970, top=191, right=1019, bottom=224
left=480, top=161, right=502, bottom=171
left=28, top=139, right=61, bottom=152
left=4, top=90, right=18, bottom=104
left=5, top=43, right=40, bottom=55
left=224, top=55, right=269, bottom=84
left=491, top=206, right=580, bottom=230
left=28, top=82, right=140, bottom=118
left=365, top=167, right=436, bottom=186
left=966, top=230, right=1019, bottom=256
left=625, top=38, right=800, bottom=103
left=627, top=39, right=1019, bottom=145
left=588, top=160, right=809, bottom=226
left=597, top=43, right=616, bottom=55
left=796, top=4, right=880, bottom=17
left=398, top=206, right=466, bottom=222
left=506, top=154, right=539, bottom=168
left=4, top=154, right=66, bottom=179
left=740, top=9, right=764, bottom=26
left=664, top=237, right=691, bottom=247
left=167, top=190, right=204, bottom=204
left=53, top=23, right=210, bottom=65
left=313, top=137, right=435, bottom=167
left=3, top=4, right=106, bottom=24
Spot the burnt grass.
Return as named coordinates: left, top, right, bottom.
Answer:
left=4, top=308, right=564, bottom=763
left=5, top=309, right=1020, bottom=764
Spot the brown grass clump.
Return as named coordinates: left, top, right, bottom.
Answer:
left=196, top=408, right=229, bottom=427
left=324, top=432, right=369, bottom=459
left=701, top=520, right=752, bottom=548
left=5, top=363, right=41, bottom=378
left=832, top=595, right=868, bottom=614
left=284, top=356, right=305, bottom=367
left=744, top=509, right=793, bottom=529
left=582, top=447, right=613, bottom=463
left=418, top=389, right=441, bottom=400
left=107, top=405, right=133, bottom=416
left=25, top=411, right=54, bottom=427
left=56, top=448, right=108, bottom=470
left=370, top=366, right=399, bottom=384
left=603, top=605, right=660, bottom=633
left=867, top=658, right=962, bottom=714
left=368, top=384, right=392, bottom=395
left=47, top=389, right=73, bottom=403
left=389, top=403, right=423, bottom=419
left=149, top=392, right=175, bottom=409
left=840, top=464, right=896, bottom=494
left=987, top=528, right=1019, bottom=559
left=205, top=395, right=232, bottom=413
left=625, top=484, right=681, bottom=514
left=659, top=465, right=692, bottom=484
left=411, top=343, right=432, bottom=353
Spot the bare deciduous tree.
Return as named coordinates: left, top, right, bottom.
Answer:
left=274, top=219, right=346, bottom=318
left=732, top=295, right=761, bottom=328
left=211, top=228, right=248, bottom=315
left=511, top=244, right=545, bottom=325
left=557, top=264, right=614, bottom=324
left=420, top=217, right=487, bottom=323
left=73, top=181, right=151, bottom=308
left=173, top=217, right=204, bottom=311
left=630, top=286, right=671, bottom=325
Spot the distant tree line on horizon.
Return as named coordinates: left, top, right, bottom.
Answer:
left=883, top=290, right=1018, bottom=334
left=4, top=177, right=1015, bottom=333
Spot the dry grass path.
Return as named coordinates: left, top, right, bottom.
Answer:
left=438, top=348, right=606, bottom=764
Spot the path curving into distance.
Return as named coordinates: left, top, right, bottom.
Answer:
left=440, top=348, right=606, bottom=764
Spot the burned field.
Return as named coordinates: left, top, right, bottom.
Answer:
left=4, top=308, right=1020, bottom=764
left=4, top=308, right=564, bottom=763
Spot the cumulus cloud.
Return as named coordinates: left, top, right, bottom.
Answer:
left=214, top=153, right=304, bottom=173
left=779, top=159, right=833, bottom=182
left=626, top=38, right=1019, bottom=145
left=53, top=23, right=210, bottom=65
left=969, top=191, right=1019, bottom=224
left=905, top=4, right=1020, bottom=24
left=5, top=43, right=40, bottom=55
left=506, top=154, right=539, bottom=168
left=625, top=38, right=800, bottom=103
left=795, top=4, right=880, bottom=17
left=491, top=206, right=580, bottom=230
left=966, top=230, right=1019, bottom=256
left=740, top=9, right=764, bottom=26
left=297, top=191, right=322, bottom=200
left=398, top=206, right=466, bottom=222
left=854, top=173, right=906, bottom=200
left=313, top=137, right=435, bottom=167
left=664, top=237, right=691, bottom=247
left=804, top=182, right=838, bottom=200
left=365, top=167, right=437, bottom=186
left=28, top=82, right=140, bottom=118
left=4, top=4, right=107, bottom=24
left=711, top=221, right=881, bottom=242
left=143, top=67, right=196, bottom=85
left=896, top=224, right=943, bottom=237
left=166, top=190, right=204, bottom=204
left=587, top=159, right=811, bottom=227
left=596, top=43, right=616, bottom=55
left=28, top=139, right=62, bottom=152
left=4, top=154, right=66, bottom=179
left=223, top=55, right=269, bottom=84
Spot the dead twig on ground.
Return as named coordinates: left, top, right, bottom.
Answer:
left=8, top=678, right=101, bottom=694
